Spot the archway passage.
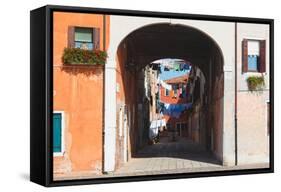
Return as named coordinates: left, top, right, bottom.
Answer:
left=115, top=23, right=224, bottom=173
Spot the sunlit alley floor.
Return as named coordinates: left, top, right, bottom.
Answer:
left=54, top=137, right=269, bottom=180
left=114, top=137, right=221, bottom=175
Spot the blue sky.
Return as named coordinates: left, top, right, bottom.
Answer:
left=159, top=65, right=190, bottom=81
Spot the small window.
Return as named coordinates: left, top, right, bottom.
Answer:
left=74, top=27, right=93, bottom=50
left=242, top=39, right=266, bottom=73
left=165, top=89, right=170, bottom=96
left=68, top=26, right=100, bottom=50
left=248, top=40, right=260, bottom=71
left=172, top=85, right=178, bottom=98
left=53, top=112, right=64, bottom=156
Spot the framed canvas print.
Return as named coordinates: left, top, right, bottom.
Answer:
left=30, top=5, right=274, bottom=187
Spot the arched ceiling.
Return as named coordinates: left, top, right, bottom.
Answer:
left=119, top=23, right=223, bottom=77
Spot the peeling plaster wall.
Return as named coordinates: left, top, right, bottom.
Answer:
left=115, top=40, right=138, bottom=167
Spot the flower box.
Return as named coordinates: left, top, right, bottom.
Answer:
left=246, top=75, right=265, bottom=91
left=62, top=48, right=107, bottom=65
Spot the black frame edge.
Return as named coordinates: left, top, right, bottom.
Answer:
left=269, top=19, right=274, bottom=173
left=30, top=5, right=49, bottom=186
left=30, top=4, right=274, bottom=187
left=45, top=4, right=273, bottom=24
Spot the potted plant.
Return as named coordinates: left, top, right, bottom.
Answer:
left=246, top=75, right=265, bottom=92
left=62, top=47, right=107, bottom=65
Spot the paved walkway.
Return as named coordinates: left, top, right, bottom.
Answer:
left=54, top=137, right=269, bottom=180
left=115, top=137, right=221, bottom=175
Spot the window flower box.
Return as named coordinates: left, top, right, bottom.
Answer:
left=246, top=75, right=265, bottom=92
left=62, top=47, right=107, bottom=65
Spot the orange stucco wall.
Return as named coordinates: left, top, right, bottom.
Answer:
left=160, top=86, right=188, bottom=104
left=53, top=12, right=110, bottom=179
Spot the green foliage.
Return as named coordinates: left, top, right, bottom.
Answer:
left=62, top=48, right=107, bottom=65
left=246, top=75, right=265, bottom=92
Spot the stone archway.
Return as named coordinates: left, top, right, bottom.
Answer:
left=104, top=17, right=236, bottom=172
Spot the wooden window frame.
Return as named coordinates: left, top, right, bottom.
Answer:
left=74, top=27, right=93, bottom=49
left=242, top=39, right=266, bottom=73
left=68, top=26, right=100, bottom=50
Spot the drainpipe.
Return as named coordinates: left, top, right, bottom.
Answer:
left=103, top=15, right=106, bottom=51
left=102, top=14, right=106, bottom=173
left=234, top=22, right=238, bottom=166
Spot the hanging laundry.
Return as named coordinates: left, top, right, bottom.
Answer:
left=183, top=63, right=190, bottom=70
left=160, top=102, right=192, bottom=118
left=178, top=63, right=186, bottom=71
left=174, top=63, right=180, bottom=71
left=164, top=67, right=169, bottom=71
left=157, top=76, right=160, bottom=83
left=180, top=63, right=185, bottom=71
left=162, top=60, right=174, bottom=69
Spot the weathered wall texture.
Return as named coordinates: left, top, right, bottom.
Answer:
left=53, top=12, right=110, bottom=179
left=115, top=40, right=139, bottom=167
left=236, top=23, right=270, bottom=164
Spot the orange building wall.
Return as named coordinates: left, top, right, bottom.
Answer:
left=53, top=12, right=110, bottom=179
left=159, top=86, right=189, bottom=137
left=160, top=86, right=188, bottom=104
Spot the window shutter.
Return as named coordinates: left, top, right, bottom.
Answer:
left=242, top=39, right=248, bottom=73
left=67, top=26, right=75, bottom=48
left=259, top=40, right=266, bottom=73
left=53, top=114, right=62, bottom=153
left=93, top=28, right=100, bottom=50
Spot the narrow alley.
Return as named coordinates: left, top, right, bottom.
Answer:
left=115, top=138, right=221, bottom=176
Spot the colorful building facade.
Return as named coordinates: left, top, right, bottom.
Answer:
left=53, top=12, right=110, bottom=179
left=159, top=75, right=190, bottom=138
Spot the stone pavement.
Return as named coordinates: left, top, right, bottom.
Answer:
left=113, top=137, right=269, bottom=176
left=115, top=137, right=221, bottom=175
left=54, top=137, right=269, bottom=180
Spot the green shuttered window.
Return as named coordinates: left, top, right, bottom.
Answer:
left=53, top=113, right=62, bottom=153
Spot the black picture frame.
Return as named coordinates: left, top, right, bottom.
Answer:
left=30, top=5, right=274, bottom=187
